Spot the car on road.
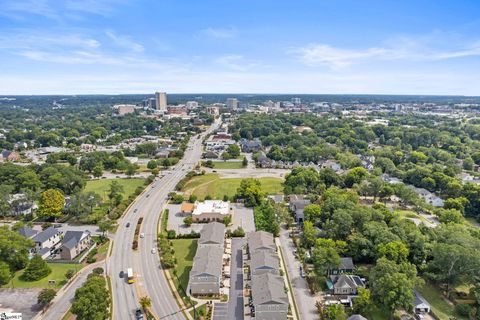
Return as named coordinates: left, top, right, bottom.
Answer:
left=134, top=209, right=137, bottom=213
left=300, top=266, right=305, bottom=278
left=119, top=271, right=124, bottom=278
left=140, top=233, right=145, bottom=238
left=151, top=248, right=156, bottom=254
left=146, top=194, right=150, bottom=198
left=135, top=308, right=144, bottom=319
left=126, top=222, right=130, bottom=227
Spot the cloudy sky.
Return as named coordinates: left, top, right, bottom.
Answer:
left=0, top=0, right=479, bottom=95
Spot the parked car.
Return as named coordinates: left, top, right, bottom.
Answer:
left=119, top=271, right=124, bottom=278
left=140, top=233, right=145, bottom=238
left=151, top=248, right=157, bottom=254
left=135, top=308, right=144, bottom=320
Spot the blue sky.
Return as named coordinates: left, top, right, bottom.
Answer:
left=0, top=0, right=479, bottom=95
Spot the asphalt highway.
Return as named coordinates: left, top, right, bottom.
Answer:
left=108, top=121, right=218, bottom=320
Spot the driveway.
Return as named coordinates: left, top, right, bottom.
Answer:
left=213, top=238, right=245, bottom=320
left=279, top=225, right=320, bottom=320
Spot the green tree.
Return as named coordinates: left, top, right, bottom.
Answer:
left=222, top=215, right=232, bottom=226
left=236, top=178, right=265, bottom=207
left=437, top=208, right=463, bottom=224
left=38, top=189, right=65, bottom=220
left=37, top=288, right=56, bottom=306
left=370, top=258, right=417, bottom=318
left=65, top=269, right=75, bottom=279
left=344, top=167, right=369, bottom=188
left=98, top=219, right=115, bottom=238
left=302, top=220, right=317, bottom=248
left=0, top=226, right=32, bottom=270
left=126, top=164, right=138, bottom=177
left=253, top=201, right=279, bottom=236
left=226, top=144, right=240, bottom=158
left=92, top=163, right=104, bottom=178
left=377, top=241, right=409, bottom=263
left=72, top=273, right=110, bottom=320
left=139, top=296, right=152, bottom=311
left=242, top=156, right=248, bottom=167
left=352, top=288, right=373, bottom=316
left=0, top=261, right=12, bottom=286
left=147, top=160, right=158, bottom=170
left=108, top=181, right=124, bottom=207
left=303, top=204, right=322, bottom=222
left=21, top=254, right=52, bottom=281
left=183, top=216, right=193, bottom=226
left=313, top=244, right=341, bottom=276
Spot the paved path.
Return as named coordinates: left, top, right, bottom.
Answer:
left=279, top=225, right=320, bottom=320
left=204, top=168, right=289, bottom=179
left=34, top=260, right=107, bottom=320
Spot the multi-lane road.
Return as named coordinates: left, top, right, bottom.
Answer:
left=108, top=121, right=218, bottom=320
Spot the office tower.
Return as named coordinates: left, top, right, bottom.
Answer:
left=291, top=97, right=301, bottom=105
left=226, top=98, right=239, bottom=109
left=155, top=92, right=167, bottom=111
left=186, top=101, right=199, bottom=109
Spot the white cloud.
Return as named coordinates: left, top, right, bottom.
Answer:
left=215, top=54, right=260, bottom=71
left=200, top=27, right=236, bottom=39
left=295, top=38, right=480, bottom=69
left=105, top=30, right=144, bottom=53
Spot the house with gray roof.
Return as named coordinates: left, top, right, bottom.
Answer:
left=413, top=290, right=431, bottom=314
left=328, top=257, right=355, bottom=275
left=198, top=222, right=225, bottom=246
left=32, top=227, right=62, bottom=251
left=239, top=138, right=262, bottom=153
left=247, top=231, right=276, bottom=255
left=327, top=274, right=365, bottom=295
left=189, top=245, right=224, bottom=295
left=289, top=195, right=311, bottom=223
left=251, top=273, right=288, bottom=320
left=250, top=251, right=280, bottom=276
left=59, top=230, right=92, bottom=260
left=18, top=226, right=38, bottom=239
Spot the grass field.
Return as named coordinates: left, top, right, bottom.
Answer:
left=171, top=239, right=198, bottom=297
left=203, top=161, right=245, bottom=169
left=417, top=281, right=466, bottom=320
left=182, top=173, right=283, bottom=199
left=84, top=178, right=145, bottom=201
left=4, top=263, right=78, bottom=289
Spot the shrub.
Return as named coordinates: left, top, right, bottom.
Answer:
left=455, top=303, right=472, bottom=317
left=21, top=255, right=51, bottom=281
left=65, top=269, right=75, bottom=279
left=92, top=267, right=104, bottom=275
left=166, top=230, right=176, bottom=239
left=183, top=216, right=193, bottom=226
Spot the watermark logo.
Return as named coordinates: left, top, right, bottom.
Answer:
left=0, top=313, right=22, bottom=320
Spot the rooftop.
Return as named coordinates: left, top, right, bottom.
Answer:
left=192, top=200, right=230, bottom=216
left=251, top=273, right=288, bottom=306
left=190, top=245, right=223, bottom=277
left=198, top=222, right=226, bottom=246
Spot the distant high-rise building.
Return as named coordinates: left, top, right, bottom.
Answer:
left=155, top=92, right=167, bottom=111
left=143, top=98, right=156, bottom=109
left=115, top=104, right=135, bottom=116
left=226, top=98, right=239, bottom=109
left=186, top=101, right=199, bottom=109
left=291, top=97, right=301, bottom=105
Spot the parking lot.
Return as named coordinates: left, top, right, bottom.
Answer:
left=213, top=238, right=245, bottom=320
left=0, top=288, right=42, bottom=319
left=166, top=203, right=254, bottom=235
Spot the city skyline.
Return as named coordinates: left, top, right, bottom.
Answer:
left=0, top=0, right=480, bottom=95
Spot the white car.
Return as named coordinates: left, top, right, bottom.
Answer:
left=140, top=233, right=145, bottom=238
left=151, top=248, right=157, bottom=254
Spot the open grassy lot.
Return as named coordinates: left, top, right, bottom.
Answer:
left=4, top=263, right=78, bottom=289
left=417, top=281, right=467, bottom=320
left=203, top=161, right=245, bottom=169
left=84, top=178, right=145, bottom=201
left=182, top=173, right=283, bottom=199
left=171, top=239, right=198, bottom=296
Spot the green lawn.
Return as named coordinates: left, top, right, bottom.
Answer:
left=182, top=174, right=283, bottom=199
left=203, top=161, right=245, bottom=169
left=4, top=263, right=78, bottom=289
left=84, top=178, right=145, bottom=201
left=172, top=239, right=198, bottom=296
left=417, top=281, right=467, bottom=320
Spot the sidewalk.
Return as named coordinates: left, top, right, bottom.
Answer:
left=276, top=237, right=299, bottom=320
